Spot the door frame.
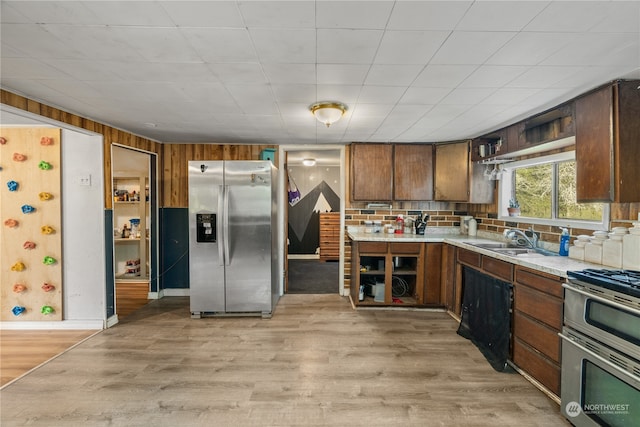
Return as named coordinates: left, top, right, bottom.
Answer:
left=277, top=145, right=346, bottom=296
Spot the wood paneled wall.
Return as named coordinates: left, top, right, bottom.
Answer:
left=161, top=144, right=276, bottom=208
left=2, top=90, right=276, bottom=208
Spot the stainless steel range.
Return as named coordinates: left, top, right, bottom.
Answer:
left=560, top=269, right=640, bottom=426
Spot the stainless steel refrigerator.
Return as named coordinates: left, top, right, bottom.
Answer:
left=188, top=160, right=279, bottom=318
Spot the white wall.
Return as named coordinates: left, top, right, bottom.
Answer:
left=1, top=106, right=106, bottom=329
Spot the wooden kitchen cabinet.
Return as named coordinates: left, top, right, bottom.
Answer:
left=394, top=144, right=433, bottom=201
left=350, top=143, right=393, bottom=201
left=423, top=243, right=443, bottom=305
left=518, top=103, right=575, bottom=151
left=441, top=244, right=458, bottom=314
left=350, top=242, right=425, bottom=306
left=512, top=266, right=564, bottom=396
left=319, top=213, right=340, bottom=261
left=575, top=80, right=640, bottom=202
left=434, top=141, right=469, bottom=201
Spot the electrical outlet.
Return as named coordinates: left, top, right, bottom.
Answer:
left=78, top=174, right=91, bottom=186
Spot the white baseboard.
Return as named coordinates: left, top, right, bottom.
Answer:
left=106, top=315, right=119, bottom=328
left=162, top=288, right=190, bottom=297
left=0, top=319, right=104, bottom=330
left=148, top=291, right=161, bottom=299
left=288, top=254, right=320, bottom=260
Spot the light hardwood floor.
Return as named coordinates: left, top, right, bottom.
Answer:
left=0, top=295, right=569, bottom=426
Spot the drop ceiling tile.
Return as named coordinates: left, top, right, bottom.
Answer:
left=480, top=88, right=543, bottom=106
left=271, top=84, right=317, bottom=103
left=262, top=64, right=316, bottom=85
left=181, top=28, right=257, bottom=63
left=315, top=85, right=362, bottom=104
left=374, top=31, right=450, bottom=64
left=317, top=64, right=370, bottom=85
left=209, top=63, right=266, bottom=84
left=364, top=64, right=424, bottom=86
left=459, top=65, right=530, bottom=88
left=456, top=1, right=548, bottom=31
left=45, top=59, right=121, bottom=82
left=506, top=66, right=585, bottom=89
left=112, top=27, right=201, bottom=62
left=524, top=1, right=608, bottom=32
left=486, top=32, right=578, bottom=66
left=250, top=28, right=316, bottom=63
left=542, top=33, right=640, bottom=67
left=317, top=29, right=384, bottom=64
left=589, top=1, right=640, bottom=32
left=388, top=1, right=472, bottom=31
left=399, top=87, right=451, bottom=105
left=1, top=24, right=83, bottom=59
left=350, top=102, right=396, bottom=117
left=82, top=1, right=175, bottom=26
left=42, top=24, right=144, bottom=61
left=413, top=65, right=477, bottom=87
left=430, top=31, right=516, bottom=65
left=1, top=1, right=100, bottom=24
left=238, top=1, right=315, bottom=28
left=160, top=1, right=244, bottom=28
left=225, top=85, right=279, bottom=113
left=1, top=57, right=73, bottom=79
left=316, top=1, right=394, bottom=29
left=440, top=87, right=495, bottom=105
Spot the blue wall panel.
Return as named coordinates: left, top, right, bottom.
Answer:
left=159, top=207, right=190, bottom=289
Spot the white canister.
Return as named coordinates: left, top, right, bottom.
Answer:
left=468, top=218, right=478, bottom=237
left=584, top=240, right=603, bottom=265
left=569, top=245, right=585, bottom=261
left=602, top=234, right=623, bottom=268
left=622, top=232, right=640, bottom=270
left=364, top=220, right=373, bottom=233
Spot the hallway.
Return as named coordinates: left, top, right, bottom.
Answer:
left=0, top=295, right=567, bottom=426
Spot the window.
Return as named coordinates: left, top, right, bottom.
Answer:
left=499, top=151, right=608, bottom=230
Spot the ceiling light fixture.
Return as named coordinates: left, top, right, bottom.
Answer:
left=309, top=102, right=347, bottom=127
left=302, top=158, right=316, bottom=167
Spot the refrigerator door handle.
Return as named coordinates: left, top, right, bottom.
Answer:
left=223, top=185, right=230, bottom=266
left=217, top=185, right=224, bottom=266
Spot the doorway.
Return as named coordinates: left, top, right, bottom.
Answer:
left=279, top=147, right=345, bottom=295
left=111, top=145, right=157, bottom=319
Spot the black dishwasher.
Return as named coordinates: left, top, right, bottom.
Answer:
left=457, top=266, right=513, bottom=372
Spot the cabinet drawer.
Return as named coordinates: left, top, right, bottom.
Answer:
left=358, top=242, right=388, bottom=254
left=482, top=256, right=513, bottom=282
left=514, top=284, right=562, bottom=331
left=514, top=311, right=560, bottom=363
left=515, top=267, right=563, bottom=298
left=513, top=338, right=560, bottom=396
left=457, top=248, right=481, bottom=268
left=390, top=242, right=422, bottom=254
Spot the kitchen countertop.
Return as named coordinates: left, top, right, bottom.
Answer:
left=347, top=229, right=602, bottom=279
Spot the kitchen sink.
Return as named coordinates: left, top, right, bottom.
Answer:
left=465, top=242, right=558, bottom=257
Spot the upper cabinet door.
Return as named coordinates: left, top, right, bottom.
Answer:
left=394, top=144, right=433, bottom=201
left=434, top=141, right=469, bottom=201
left=576, top=80, right=640, bottom=203
left=351, top=143, right=393, bottom=201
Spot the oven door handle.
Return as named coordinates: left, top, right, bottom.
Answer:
left=559, top=332, right=634, bottom=377
left=562, top=283, right=640, bottom=315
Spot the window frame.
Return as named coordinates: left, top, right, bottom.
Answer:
left=498, top=151, right=609, bottom=231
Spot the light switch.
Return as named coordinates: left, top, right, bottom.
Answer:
left=78, top=174, right=91, bottom=186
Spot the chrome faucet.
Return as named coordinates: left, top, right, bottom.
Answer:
left=504, top=227, right=538, bottom=249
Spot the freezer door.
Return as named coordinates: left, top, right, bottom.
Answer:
left=224, top=161, right=273, bottom=313
left=188, top=161, right=225, bottom=313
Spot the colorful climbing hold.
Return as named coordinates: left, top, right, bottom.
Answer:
left=39, top=192, right=53, bottom=201
left=21, top=204, right=36, bottom=214
left=13, top=284, right=27, bottom=293
left=38, top=160, right=52, bottom=170
left=23, top=241, right=36, bottom=250
left=12, top=306, right=26, bottom=316
left=41, top=283, right=55, bottom=292
left=41, top=225, right=55, bottom=234
left=40, top=136, right=54, bottom=146
left=13, top=153, right=27, bottom=162
left=7, top=180, right=18, bottom=191
left=43, top=256, right=57, bottom=265
left=41, top=306, right=55, bottom=315
left=11, top=261, right=26, bottom=272
left=4, top=218, right=19, bottom=228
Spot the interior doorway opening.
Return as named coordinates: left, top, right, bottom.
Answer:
left=279, top=147, right=345, bottom=295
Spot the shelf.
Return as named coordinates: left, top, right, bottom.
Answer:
left=360, top=269, right=385, bottom=275
left=115, top=238, right=141, bottom=243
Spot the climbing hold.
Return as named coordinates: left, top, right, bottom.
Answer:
left=4, top=218, right=19, bottom=228
left=7, top=180, right=18, bottom=191
left=41, top=283, right=55, bottom=292
left=40, top=136, right=54, bottom=146
left=39, top=192, right=53, bottom=201
left=13, top=153, right=27, bottom=162
left=12, top=306, right=26, bottom=316
left=0, top=136, right=7, bottom=144
left=41, top=225, right=55, bottom=234
left=21, top=204, right=36, bottom=214
left=38, top=160, right=52, bottom=170
left=41, top=306, right=55, bottom=315
left=13, top=284, right=27, bottom=293
left=11, top=261, right=26, bottom=272
left=43, top=256, right=57, bottom=265
left=23, top=241, right=36, bottom=250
